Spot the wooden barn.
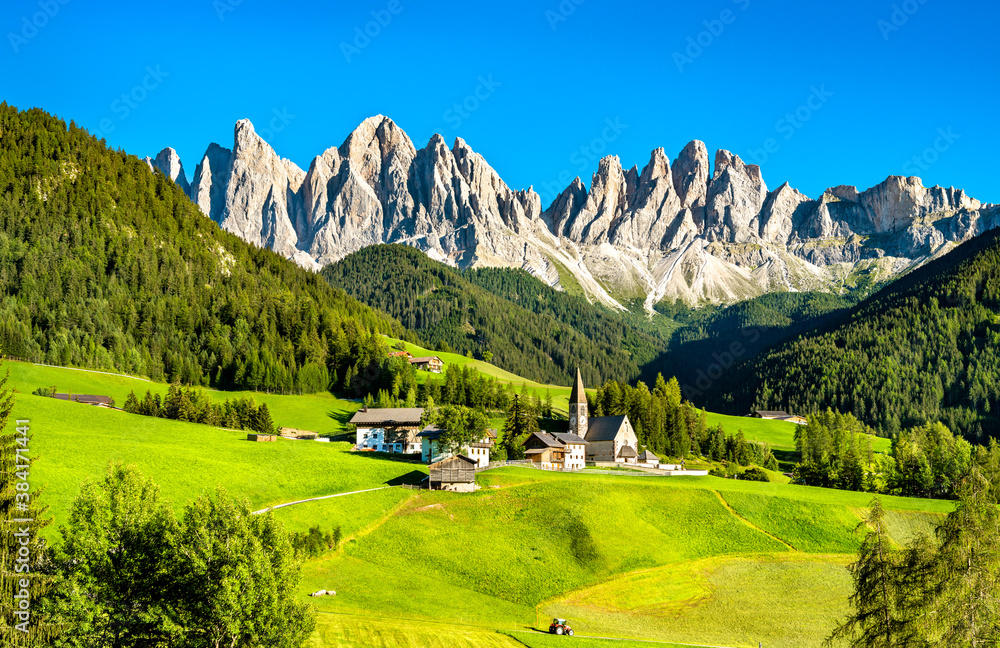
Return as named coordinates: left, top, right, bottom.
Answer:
left=247, top=433, right=277, bottom=442
left=428, top=455, right=478, bottom=492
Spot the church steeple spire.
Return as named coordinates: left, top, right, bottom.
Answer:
left=569, top=368, right=587, bottom=406
left=569, top=368, right=589, bottom=439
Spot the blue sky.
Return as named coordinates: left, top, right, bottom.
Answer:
left=1, top=0, right=996, bottom=205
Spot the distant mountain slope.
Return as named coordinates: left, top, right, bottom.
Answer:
left=713, top=226, right=1000, bottom=441
left=152, top=115, right=997, bottom=308
left=649, top=291, right=861, bottom=391
left=321, top=244, right=667, bottom=386
left=0, top=103, right=404, bottom=393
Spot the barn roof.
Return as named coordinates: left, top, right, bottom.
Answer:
left=429, top=454, right=477, bottom=469
left=617, top=445, right=638, bottom=458
left=350, top=408, right=425, bottom=426
left=585, top=415, right=628, bottom=442
left=755, top=410, right=790, bottom=418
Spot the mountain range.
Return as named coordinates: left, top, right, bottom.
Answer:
left=147, top=116, right=998, bottom=309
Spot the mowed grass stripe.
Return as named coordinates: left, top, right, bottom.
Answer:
left=711, top=490, right=798, bottom=552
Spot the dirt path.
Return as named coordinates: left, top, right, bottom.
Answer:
left=251, top=486, right=392, bottom=514
left=712, top=490, right=798, bottom=552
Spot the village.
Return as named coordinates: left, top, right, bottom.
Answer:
left=349, top=366, right=712, bottom=492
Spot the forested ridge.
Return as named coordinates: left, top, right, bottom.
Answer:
left=322, top=244, right=668, bottom=386
left=716, top=227, right=1000, bottom=442
left=0, top=103, right=405, bottom=393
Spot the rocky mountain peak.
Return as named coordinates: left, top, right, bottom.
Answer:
left=157, top=114, right=996, bottom=310
left=146, top=147, right=190, bottom=194
left=672, top=140, right=710, bottom=211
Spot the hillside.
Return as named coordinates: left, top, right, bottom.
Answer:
left=0, top=103, right=404, bottom=394
left=714, top=226, right=1000, bottom=441
left=323, top=245, right=667, bottom=386
left=649, top=290, right=861, bottom=390
left=12, top=369, right=949, bottom=648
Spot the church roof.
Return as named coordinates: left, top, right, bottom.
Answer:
left=585, top=415, right=628, bottom=442
left=569, top=368, right=587, bottom=405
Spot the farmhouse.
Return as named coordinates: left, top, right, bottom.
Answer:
left=752, top=410, right=808, bottom=425
left=428, top=454, right=478, bottom=492
left=350, top=407, right=425, bottom=453
left=522, top=431, right=588, bottom=471
left=418, top=425, right=496, bottom=468
left=54, top=393, right=113, bottom=407
left=409, top=356, right=444, bottom=373
left=568, top=370, right=639, bottom=464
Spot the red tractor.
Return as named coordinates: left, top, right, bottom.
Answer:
left=548, top=618, right=574, bottom=636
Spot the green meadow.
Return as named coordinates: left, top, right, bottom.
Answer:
left=5, top=360, right=951, bottom=647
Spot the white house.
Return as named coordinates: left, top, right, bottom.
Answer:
left=418, top=425, right=496, bottom=468
left=521, top=431, right=588, bottom=471
left=350, top=407, right=424, bottom=453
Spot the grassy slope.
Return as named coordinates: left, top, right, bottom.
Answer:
left=299, top=467, right=950, bottom=648
left=8, top=361, right=357, bottom=435
left=705, top=410, right=892, bottom=454
left=385, top=337, right=574, bottom=414
left=10, top=360, right=944, bottom=647
left=17, top=393, right=426, bottom=534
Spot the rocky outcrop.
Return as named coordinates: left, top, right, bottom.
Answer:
left=145, top=148, right=190, bottom=195
left=152, top=116, right=997, bottom=310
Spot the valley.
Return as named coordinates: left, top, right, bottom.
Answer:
left=10, top=359, right=942, bottom=647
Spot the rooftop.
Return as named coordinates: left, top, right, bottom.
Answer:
left=350, top=407, right=425, bottom=426
left=585, top=415, right=628, bottom=442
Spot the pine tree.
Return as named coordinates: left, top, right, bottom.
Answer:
left=931, top=468, right=1000, bottom=647
left=502, top=394, right=539, bottom=460
left=827, top=498, right=923, bottom=648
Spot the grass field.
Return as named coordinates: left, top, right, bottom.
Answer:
left=4, top=359, right=951, bottom=648
left=511, top=632, right=693, bottom=647
left=704, top=411, right=892, bottom=455
left=16, top=393, right=426, bottom=534
left=6, top=360, right=358, bottom=435
left=296, top=467, right=951, bottom=648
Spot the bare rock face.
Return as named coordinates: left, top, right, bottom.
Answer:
left=158, top=115, right=996, bottom=309
left=146, top=147, right=190, bottom=195
left=189, top=143, right=232, bottom=223
left=218, top=119, right=304, bottom=261
left=671, top=140, right=710, bottom=215
left=704, top=150, right=768, bottom=242
left=609, top=148, right=689, bottom=249
left=563, top=155, right=629, bottom=244
left=758, top=182, right=811, bottom=244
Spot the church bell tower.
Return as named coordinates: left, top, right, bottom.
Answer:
left=568, top=368, right=588, bottom=439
